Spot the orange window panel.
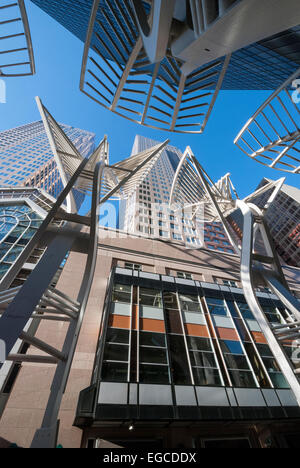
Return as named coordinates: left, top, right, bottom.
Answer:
left=215, top=327, right=239, bottom=341
left=184, top=323, right=209, bottom=338
left=108, top=314, right=130, bottom=330
left=140, top=318, right=165, bottom=333
left=251, top=331, right=267, bottom=344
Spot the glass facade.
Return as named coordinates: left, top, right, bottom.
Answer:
left=94, top=268, right=294, bottom=392
left=0, top=203, right=43, bottom=280
left=31, top=0, right=300, bottom=90
left=0, top=121, right=95, bottom=210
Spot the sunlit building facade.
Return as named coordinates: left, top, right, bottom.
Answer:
left=252, top=178, right=300, bottom=268
left=0, top=121, right=95, bottom=208
left=119, top=135, right=235, bottom=254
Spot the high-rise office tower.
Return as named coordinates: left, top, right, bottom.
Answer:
left=0, top=121, right=95, bottom=208
left=31, top=0, right=300, bottom=90
left=251, top=178, right=300, bottom=268
left=120, top=135, right=235, bottom=254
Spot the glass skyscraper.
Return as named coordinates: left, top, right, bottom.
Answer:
left=0, top=120, right=95, bottom=209
left=252, top=178, right=300, bottom=268
left=120, top=135, right=234, bottom=254
left=30, top=0, right=300, bottom=89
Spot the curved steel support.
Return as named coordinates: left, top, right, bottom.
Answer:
left=0, top=149, right=93, bottom=293
left=170, top=146, right=240, bottom=254
left=237, top=199, right=300, bottom=404
left=36, top=97, right=81, bottom=213
left=0, top=0, right=35, bottom=77
left=131, top=0, right=175, bottom=63
left=234, top=67, right=300, bottom=174
left=18, top=0, right=35, bottom=75
left=31, top=162, right=105, bottom=449
left=80, top=0, right=229, bottom=134
left=192, top=156, right=240, bottom=255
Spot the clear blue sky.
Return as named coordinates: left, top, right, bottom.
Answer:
left=1, top=0, right=299, bottom=199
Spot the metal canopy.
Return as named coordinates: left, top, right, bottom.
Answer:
left=80, top=0, right=230, bottom=134
left=79, top=0, right=300, bottom=134
left=0, top=0, right=35, bottom=77
left=234, top=67, right=300, bottom=174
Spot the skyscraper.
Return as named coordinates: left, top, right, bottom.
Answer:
left=251, top=178, right=300, bottom=267
left=0, top=121, right=95, bottom=208
left=30, top=0, right=300, bottom=90
left=120, top=135, right=235, bottom=254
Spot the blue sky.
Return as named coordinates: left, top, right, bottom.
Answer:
left=1, top=0, right=299, bottom=199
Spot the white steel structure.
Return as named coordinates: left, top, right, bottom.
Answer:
left=80, top=0, right=231, bottom=133
left=234, top=67, right=300, bottom=174
left=80, top=0, right=300, bottom=134
left=170, top=146, right=239, bottom=253
left=0, top=97, right=169, bottom=448
left=170, top=148, right=300, bottom=403
left=0, top=0, right=35, bottom=77
left=119, top=135, right=235, bottom=253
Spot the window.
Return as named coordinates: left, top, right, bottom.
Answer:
left=219, top=340, right=256, bottom=388
left=187, top=336, right=221, bottom=386
left=101, top=327, right=130, bottom=382
left=176, top=271, right=193, bottom=280
left=262, top=306, right=283, bottom=324
left=163, top=291, right=178, bottom=309
left=124, top=262, right=142, bottom=271
left=140, top=331, right=166, bottom=347
left=106, top=328, right=129, bottom=344
left=159, top=230, right=168, bottom=238
left=169, top=334, right=192, bottom=385
left=223, top=280, right=237, bottom=287
left=256, top=343, right=289, bottom=389
left=101, top=362, right=128, bottom=382
left=236, top=302, right=255, bottom=320
left=179, top=294, right=201, bottom=312
left=112, top=284, right=131, bottom=303
left=139, top=287, right=162, bottom=308
left=139, top=331, right=169, bottom=384
left=104, top=343, right=129, bottom=362
left=206, top=297, right=228, bottom=316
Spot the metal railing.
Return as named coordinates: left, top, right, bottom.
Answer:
left=0, top=0, right=35, bottom=77
left=234, top=67, right=300, bottom=174
left=80, top=0, right=230, bottom=134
